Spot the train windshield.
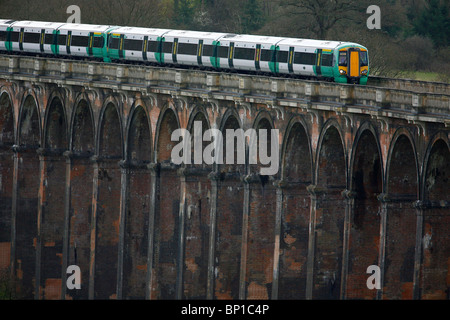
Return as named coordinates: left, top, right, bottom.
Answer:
left=338, top=51, right=347, bottom=66
left=360, top=51, right=368, bottom=66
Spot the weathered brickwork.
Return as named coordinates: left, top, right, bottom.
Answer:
left=0, top=55, right=448, bottom=300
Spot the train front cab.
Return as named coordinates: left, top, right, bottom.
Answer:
left=334, top=45, right=369, bottom=85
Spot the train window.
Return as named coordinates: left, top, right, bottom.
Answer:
left=10, top=31, right=20, bottom=42
left=360, top=51, right=368, bottom=66
left=234, top=47, right=255, bottom=60
left=338, top=51, right=347, bottom=66
left=276, top=50, right=288, bottom=63
left=177, top=42, right=197, bottom=55
left=260, top=49, right=273, bottom=62
left=0, top=31, right=6, bottom=42
left=23, top=32, right=41, bottom=43
left=162, top=41, right=173, bottom=53
left=44, top=33, right=54, bottom=45
left=109, top=37, right=120, bottom=49
left=93, top=36, right=104, bottom=48
left=147, top=40, right=158, bottom=52
left=71, top=35, right=89, bottom=47
left=321, top=53, right=333, bottom=67
left=217, top=46, right=229, bottom=58
left=57, top=35, right=67, bottom=46
left=202, top=44, right=214, bottom=56
left=124, top=38, right=143, bottom=51
left=294, top=52, right=315, bottom=65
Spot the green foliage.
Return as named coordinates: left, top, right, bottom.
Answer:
left=412, top=0, right=450, bottom=47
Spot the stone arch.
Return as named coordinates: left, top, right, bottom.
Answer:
left=383, top=128, right=419, bottom=299
left=14, top=93, right=41, bottom=298
left=38, top=93, right=68, bottom=299
left=155, top=105, right=180, bottom=163
left=122, top=103, right=152, bottom=299
left=277, top=116, right=312, bottom=299
left=18, top=94, right=41, bottom=148
left=186, top=106, right=210, bottom=168
left=43, top=94, right=68, bottom=152
left=420, top=133, right=450, bottom=299
left=70, top=94, right=95, bottom=156
left=250, top=110, right=277, bottom=177
left=93, top=98, right=123, bottom=299
left=0, top=91, right=15, bottom=146
left=312, top=120, right=347, bottom=299
left=0, top=91, right=15, bottom=277
left=152, top=103, right=181, bottom=299
left=346, top=122, right=383, bottom=299
left=245, top=109, right=277, bottom=299
left=65, top=95, right=95, bottom=300
left=219, top=109, right=244, bottom=176
left=126, top=104, right=152, bottom=164
left=97, top=99, right=123, bottom=158
left=315, top=120, right=347, bottom=188
left=213, top=109, right=243, bottom=299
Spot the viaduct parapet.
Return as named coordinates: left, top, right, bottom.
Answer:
left=0, top=55, right=448, bottom=300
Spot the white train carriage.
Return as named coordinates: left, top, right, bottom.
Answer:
left=56, top=23, right=113, bottom=57
left=160, top=30, right=228, bottom=67
left=6, top=20, right=65, bottom=54
left=0, top=19, right=15, bottom=51
left=107, top=26, right=171, bottom=63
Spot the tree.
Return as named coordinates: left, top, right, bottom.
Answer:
left=413, top=0, right=450, bottom=47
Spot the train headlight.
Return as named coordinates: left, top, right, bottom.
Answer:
left=339, top=69, right=346, bottom=75
left=361, top=69, right=368, bottom=75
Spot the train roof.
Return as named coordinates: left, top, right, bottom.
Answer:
left=277, top=38, right=345, bottom=49
left=57, top=23, right=114, bottom=32
left=9, top=20, right=65, bottom=29
left=110, top=26, right=172, bottom=37
left=163, top=29, right=230, bottom=41
left=218, top=33, right=286, bottom=45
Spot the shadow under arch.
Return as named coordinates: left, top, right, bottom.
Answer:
left=276, top=115, right=312, bottom=300
left=346, top=121, right=383, bottom=300
left=382, top=128, right=419, bottom=300
left=121, top=102, right=153, bottom=299
left=419, top=132, right=450, bottom=299
left=311, top=119, right=347, bottom=299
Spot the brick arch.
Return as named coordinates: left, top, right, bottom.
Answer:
left=186, top=106, right=210, bottom=167
left=121, top=102, right=153, bottom=299
left=250, top=110, right=277, bottom=177
left=315, top=119, right=347, bottom=188
left=218, top=109, right=243, bottom=175
left=312, top=119, right=347, bottom=299
left=422, top=132, right=449, bottom=202
left=18, top=93, right=41, bottom=148
left=70, top=94, right=95, bottom=155
left=346, top=121, right=383, bottom=300
left=14, top=92, right=42, bottom=298
left=382, top=128, right=419, bottom=300
left=154, top=104, right=180, bottom=163
left=97, top=99, right=123, bottom=158
left=276, top=115, right=312, bottom=299
left=420, top=132, right=450, bottom=299
left=0, top=90, right=15, bottom=146
left=126, top=103, right=152, bottom=163
left=43, top=94, right=68, bottom=152
left=281, top=116, right=312, bottom=183
left=0, top=90, right=15, bottom=278
left=385, top=128, right=419, bottom=197
left=65, top=93, right=94, bottom=300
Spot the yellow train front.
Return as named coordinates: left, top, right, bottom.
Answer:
left=332, top=43, right=369, bottom=85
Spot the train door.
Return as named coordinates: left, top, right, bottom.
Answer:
left=348, top=48, right=360, bottom=79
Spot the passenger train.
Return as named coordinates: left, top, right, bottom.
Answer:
left=0, top=19, right=369, bottom=84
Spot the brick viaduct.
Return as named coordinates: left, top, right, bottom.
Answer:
left=0, top=55, right=448, bottom=300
